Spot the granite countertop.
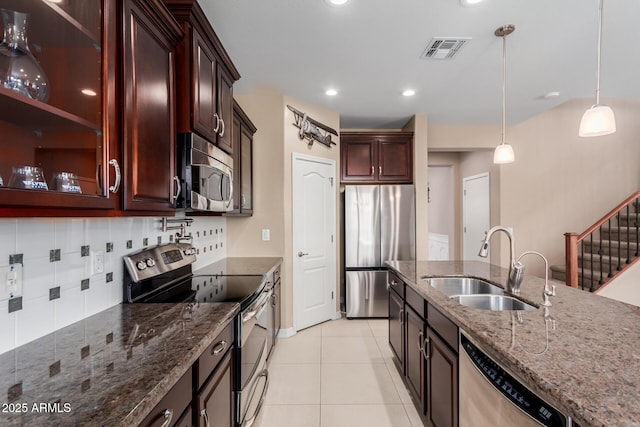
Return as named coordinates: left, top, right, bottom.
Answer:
left=386, top=260, right=640, bottom=427
left=0, top=302, right=239, bottom=426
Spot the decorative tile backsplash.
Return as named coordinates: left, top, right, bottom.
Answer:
left=0, top=216, right=226, bottom=354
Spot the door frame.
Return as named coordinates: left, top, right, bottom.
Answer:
left=291, top=153, right=338, bottom=332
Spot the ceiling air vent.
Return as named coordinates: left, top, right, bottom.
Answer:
left=421, top=38, right=470, bottom=60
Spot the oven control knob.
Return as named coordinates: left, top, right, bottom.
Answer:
left=146, top=258, right=156, bottom=267
left=184, top=248, right=195, bottom=256
left=136, top=261, right=147, bottom=270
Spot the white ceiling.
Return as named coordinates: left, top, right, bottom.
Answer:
left=200, top=0, right=640, bottom=129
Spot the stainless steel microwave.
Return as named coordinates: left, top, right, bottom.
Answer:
left=177, top=133, right=233, bottom=212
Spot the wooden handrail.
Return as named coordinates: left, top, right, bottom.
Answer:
left=565, top=190, right=640, bottom=289
left=577, top=191, right=640, bottom=242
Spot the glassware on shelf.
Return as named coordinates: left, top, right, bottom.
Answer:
left=52, top=172, right=82, bottom=193
left=0, top=8, right=50, bottom=102
left=8, top=166, right=48, bottom=190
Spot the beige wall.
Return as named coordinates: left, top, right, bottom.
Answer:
left=404, top=115, right=429, bottom=259
left=230, top=89, right=340, bottom=331
left=499, top=98, right=640, bottom=276
left=597, top=262, right=640, bottom=307
left=428, top=124, right=499, bottom=151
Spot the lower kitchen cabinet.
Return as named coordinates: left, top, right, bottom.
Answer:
left=139, top=366, right=192, bottom=427
left=405, top=305, right=425, bottom=410
left=195, top=350, right=234, bottom=427
left=387, top=274, right=459, bottom=427
left=426, top=328, right=458, bottom=427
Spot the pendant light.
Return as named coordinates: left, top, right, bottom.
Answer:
left=493, top=24, right=515, bottom=164
left=579, top=0, right=616, bottom=137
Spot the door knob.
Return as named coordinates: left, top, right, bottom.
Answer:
left=298, top=251, right=309, bottom=257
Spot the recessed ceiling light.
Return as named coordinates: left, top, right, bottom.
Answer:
left=81, top=88, right=97, bottom=96
left=402, top=89, right=416, bottom=97
left=325, top=89, right=338, bottom=96
left=460, top=0, right=484, bottom=6
left=543, top=91, right=560, bottom=99
left=326, top=0, right=349, bottom=5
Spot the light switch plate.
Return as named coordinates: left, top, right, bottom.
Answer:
left=262, top=229, right=270, bottom=241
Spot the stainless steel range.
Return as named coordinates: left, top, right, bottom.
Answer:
left=123, top=242, right=270, bottom=427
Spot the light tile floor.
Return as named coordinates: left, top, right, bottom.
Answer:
left=255, top=318, right=423, bottom=427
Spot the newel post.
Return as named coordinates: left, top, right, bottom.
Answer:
left=565, top=232, right=579, bottom=288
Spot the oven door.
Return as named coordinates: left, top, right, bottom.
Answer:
left=239, top=290, right=270, bottom=426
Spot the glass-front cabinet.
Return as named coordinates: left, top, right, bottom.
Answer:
left=0, top=0, right=117, bottom=211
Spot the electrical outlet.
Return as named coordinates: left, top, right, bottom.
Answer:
left=0, top=264, right=23, bottom=300
left=262, top=229, right=270, bottom=241
left=92, top=251, right=104, bottom=275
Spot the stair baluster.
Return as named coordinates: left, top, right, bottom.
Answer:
left=607, top=218, right=613, bottom=278
left=626, top=204, right=631, bottom=264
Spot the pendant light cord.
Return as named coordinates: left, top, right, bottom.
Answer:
left=502, top=30, right=507, bottom=145
left=595, top=0, right=603, bottom=105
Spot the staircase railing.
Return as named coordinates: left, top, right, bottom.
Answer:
left=565, top=191, right=640, bottom=290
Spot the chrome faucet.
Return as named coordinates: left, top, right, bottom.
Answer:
left=478, top=226, right=525, bottom=294
left=517, top=251, right=556, bottom=307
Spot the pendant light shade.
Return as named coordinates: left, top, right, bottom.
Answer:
left=494, top=143, right=515, bottom=164
left=579, top=0, right=616, bottom=137
left=579, top=104, right=616, bottom=137
left=493, top=24, right=515, bottom=165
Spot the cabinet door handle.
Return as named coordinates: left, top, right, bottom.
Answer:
left=108, top=159, right=121, bottom=193
left=159, top=409, right=173, bottom=427
left=200, top=409, right=210, bottom=427
left=379, top=166, right=382, bottom=175
left=171, top=176, right=181, bottom=204
left=423, top=336, right=430, bottom=361
left=371, top=165, right=374, bottom=176
left=417, top=330, right=424, bottom=352
left=399, top=308, right=404, bottom=325
left=219, top=117, right=226, bottom=137
left=213, top=113, right=221, bottom=133
left=390, top=280, right=399, bottom=287
left=211, top=340, right=227, bottom=355
left=242, top=194, right=246, bottom=208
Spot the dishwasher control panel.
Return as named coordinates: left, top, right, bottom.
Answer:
left=461, top=335, right=567, bottom=427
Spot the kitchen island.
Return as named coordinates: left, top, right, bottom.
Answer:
left=386, top=260, right=640, bottom=427
left=0, top=302, right=239, bottom=426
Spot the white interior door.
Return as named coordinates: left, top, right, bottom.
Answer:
left=292, top=154, right=336, bottom=331
left=463, top=172, right=490, bottom=262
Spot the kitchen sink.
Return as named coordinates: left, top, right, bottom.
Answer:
left=423, top=277, right=506, bottom=297
left=451, top=294, right=537, bottom=311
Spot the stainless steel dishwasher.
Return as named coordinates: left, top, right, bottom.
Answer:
left=459, top=334, right=572, bottom=427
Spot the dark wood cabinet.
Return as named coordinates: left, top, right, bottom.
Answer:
left=388, top=276, right=459, bottom=427
left=426, top=328, right=458, bottom=427
left=228, top=100, right=256, bottom=216
left=341, top=132, right=413, bottom=184
left=163, top=0, right=241, bottom=155
left=405, top=305, right=425, bottom=411
left=139, top=367, right=192, bottom=427
left=195, top=350, right=234, bottom=427
left=122, top=0, right=183, bottom=211
left=0, top=0, right=119, bottom=212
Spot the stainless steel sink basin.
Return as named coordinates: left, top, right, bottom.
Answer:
left=423, top=277, right=505, bottom=297
left=450, top=294, right=537, bottom=311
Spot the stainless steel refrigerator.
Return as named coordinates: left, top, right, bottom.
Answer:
left=344, top=185, right=415, bottom=318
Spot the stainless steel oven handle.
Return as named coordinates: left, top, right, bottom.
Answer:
left=242, top=369, right=269, bottom=427
left=242, top=292, right=271, bottom=324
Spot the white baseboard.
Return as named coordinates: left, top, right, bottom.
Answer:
left=277, top=327, right=297, bottom=338
left=332, top=311, right=343, bottom=320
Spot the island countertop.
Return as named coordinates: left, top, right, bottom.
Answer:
left=386, top=260, right=640, bottom=427
left=0, top=302, right=239, bottom=426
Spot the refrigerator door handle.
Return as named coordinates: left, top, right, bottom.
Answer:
left=365, top=281, right=370, bottom=300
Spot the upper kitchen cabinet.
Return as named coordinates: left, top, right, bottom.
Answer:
left=122, top=0, right=183, bottom=211
left=0, top=0, right=119, bottom=211
left=162, top=0, right=241, bottom=155
left=228, top=100, right=256, bottom=216
left=340, top=132, right=413, bottom=184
